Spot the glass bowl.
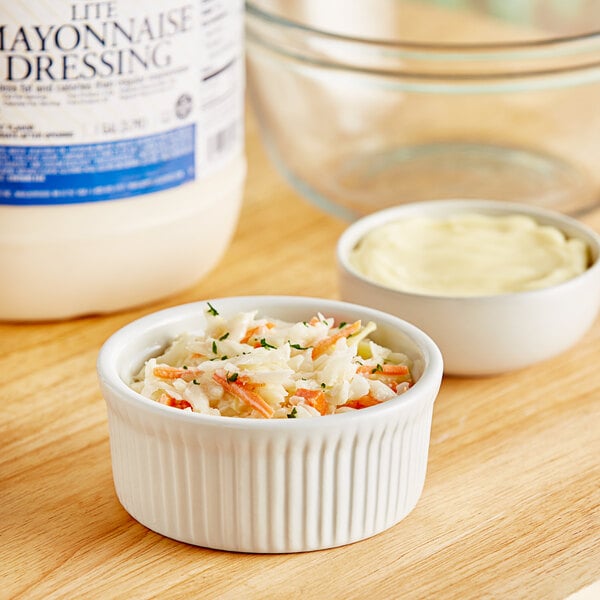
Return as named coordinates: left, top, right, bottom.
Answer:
left=246, top=1, right=600, bottom=219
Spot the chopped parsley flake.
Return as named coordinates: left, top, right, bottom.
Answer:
left=289, top=342, right=309, bottom=350
left=287, top=407, right=298, bottom=419
left=338, top=321, right=347, bottom=329
left=372, top=363, right=383, bottom=374
left=219, top=332, right=229, bottom=341
left=260, top=338, right=276, bottom=350
left=192, top=379, right=200, bottom=385
left=182, top=365, right=188, bottom=370
left=212, top=341, right=217, bottom=354
left=320, top=382, right=326, bottom=389
left=226, top=372, right=239, bottom=383
left=221, top=355, right=228, bottom=360
left=206, top=302, right=219, bottom=316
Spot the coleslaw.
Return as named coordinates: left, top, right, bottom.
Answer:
left=131, top=303, right=413, bottom=418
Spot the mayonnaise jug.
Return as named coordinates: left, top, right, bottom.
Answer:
left=0, top=0, right=245, bottom=320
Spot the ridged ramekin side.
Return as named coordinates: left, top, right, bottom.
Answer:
left=104, top=383, right=436, bottom=553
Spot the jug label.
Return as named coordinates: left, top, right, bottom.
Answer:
left=0, top=0, right=244, bottom=205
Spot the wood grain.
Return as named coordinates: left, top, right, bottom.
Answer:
left=2, top=77, right=600, bottom=600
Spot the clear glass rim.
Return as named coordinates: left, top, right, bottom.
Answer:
left=246, top=1, right=600, bottom=53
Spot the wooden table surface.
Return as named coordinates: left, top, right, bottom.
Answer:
left=2, top=105, right=600, bottom=599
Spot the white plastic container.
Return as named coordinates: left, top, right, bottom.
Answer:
left=0, top=0, right=246, bottom=320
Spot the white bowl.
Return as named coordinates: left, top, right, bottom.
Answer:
left=337, top=200, right=600, bottom=376
left=97, top=296, right=443, bottom=553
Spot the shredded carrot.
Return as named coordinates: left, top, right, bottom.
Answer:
left=153, top=366, right=204, bottom=381
left=312, top=320, right=361, bottom=360
left=159, top=393, right=192, bottom=410
left=240, top=326, right=260, bottom=344
left=212, top=371, right=274, bottom=419
left=240, top=322, right=275, bottom=344
left=294, top=388, right=329, bottom=415
left=233, top=374, right=265, bottom=390
left=342, top=395, right=382, bottom=410
left=356, top=364, right=409, bottom=376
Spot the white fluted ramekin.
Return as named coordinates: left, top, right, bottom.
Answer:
left=97, top=296, right=443, bottom=553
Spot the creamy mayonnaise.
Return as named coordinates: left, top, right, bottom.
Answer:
left=350, top=213, right=589, bottom=296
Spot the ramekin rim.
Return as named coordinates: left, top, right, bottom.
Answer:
left=337, top=199, right=600, bottom=302
left=97, top=296, right=444, bottom=428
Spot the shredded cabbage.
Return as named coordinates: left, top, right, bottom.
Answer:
left=130, top=304, right=413, bottom=419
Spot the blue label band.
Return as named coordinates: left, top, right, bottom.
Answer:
left=0, top=125, right=196, bottom=206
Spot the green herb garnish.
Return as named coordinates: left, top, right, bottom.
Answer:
left=226, top=372, right=239, bottom=383
left=372, top=363, right=383, bottom=374
left=219, top=332, right=229, bottom=341
left=287, top=407, right=298, bottom=419
left=206, top=302, right=219, bottom=316
left=320, top=383, right=326, bottom=389
left=182, top=365, right=188, bottom=370
left=212, top=341, right=217, bottom=354
left=192, top=379, right=200, bottom=385
left=260, top=338, right=276, bottom=350
left=338, top=321, right=347, bottom=329
left=289, top=342, right=309, bottom=350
